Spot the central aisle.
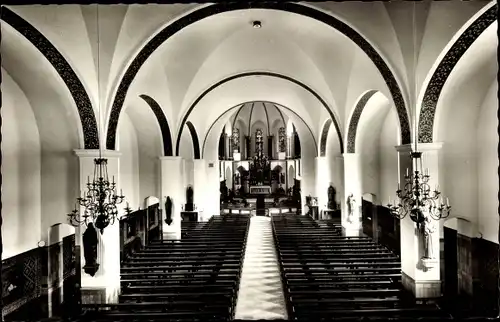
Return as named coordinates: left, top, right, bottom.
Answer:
left=234, top=216, right=288, bottom=320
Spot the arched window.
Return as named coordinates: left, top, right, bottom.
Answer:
left=278, top=127, right=286, bottom=152
left=232, top=128, right=240, bottom=152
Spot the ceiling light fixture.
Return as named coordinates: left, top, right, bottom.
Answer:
left=253, top=21, right=262, bottom=29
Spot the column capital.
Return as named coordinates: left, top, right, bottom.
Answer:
left=74, top=149, right=122, bottom=158
left=395, top=142, right=444, bottom=153
left=342, top=152, right=360, bottom=157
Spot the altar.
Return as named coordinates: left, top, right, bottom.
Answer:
left=249, top=185, right=271, bottom=195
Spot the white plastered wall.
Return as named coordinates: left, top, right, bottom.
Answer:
left=117, top=113, right=140, bottom=210
left=1, top=71, right=42, bottom=259
left=476, top=81, right=498, bottom=243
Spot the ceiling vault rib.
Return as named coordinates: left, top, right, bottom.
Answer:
left=231, top=104, right=245, bottom=132
left=247, top=102, right=256, bottom=136
left=262, top=102, right=271, bottom=135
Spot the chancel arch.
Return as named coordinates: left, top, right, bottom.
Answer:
left=175, top=72, right=343, bottom=156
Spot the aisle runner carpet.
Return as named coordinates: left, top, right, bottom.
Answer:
left=234, top=216, right=288, bottom=320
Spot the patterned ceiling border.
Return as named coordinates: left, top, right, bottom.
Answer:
left=185, top=121, right=201, bottom=159
left=174, top=71, right=343, bottom=156
left=418, top=4, right=497, bottom=143
left=106, top=2, right=410, bottom=152
left=346, top=90, right=378, bottom=153
left=1, top=7, right=99, bottom=149
left=138, top=94, right=173, bottom=156
left=319, top=119, right=333, bottom=157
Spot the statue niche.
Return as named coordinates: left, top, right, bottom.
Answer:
left=82, top=223, right=99, bottom=276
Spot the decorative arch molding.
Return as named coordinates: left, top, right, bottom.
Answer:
left=138, top=94, right=173, bottom=156
left=346, top=90, right=378, bottom=153
left=105, top=2, right=410, bottom=152
left=418, top=4, right=497, bottom=143
left=185, top=121, right=201, bottom=159
left=201, top=100, right=318, bottom=159
left=1, top=7, right=99, bottom=149
left=174, top=71, right=343, bottom=156
left=319, top=119, right=333, bottom=157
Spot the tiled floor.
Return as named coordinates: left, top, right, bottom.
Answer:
left=234, top=216, right=288, bottom=320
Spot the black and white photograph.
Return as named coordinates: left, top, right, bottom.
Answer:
left=0, top=0, right=498, bottom=321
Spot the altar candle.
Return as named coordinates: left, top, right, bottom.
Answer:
left=446, top=197, right=449, bottom=206
left=406, top=168, right=409, bottom=177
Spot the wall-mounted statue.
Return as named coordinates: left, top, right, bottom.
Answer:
left=165, top=196, right=173, bottom=225
left=421, top=216, right=436, bottom=259
left=346, top=193, right=356, bottom=223
left=327, top=185, right=337, bottom=210
left=82, top=223, right=99, bottom=276
left=220, top=181, right=228, bottom=203
left=185, top=186, right=194, bottom=211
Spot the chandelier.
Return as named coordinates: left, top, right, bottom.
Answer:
left=387, top=151, right=451, bottom=224
left=67, top=158, right=126, bottom=233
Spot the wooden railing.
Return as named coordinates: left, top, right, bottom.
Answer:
left=119, top=203, right=161, bottom=263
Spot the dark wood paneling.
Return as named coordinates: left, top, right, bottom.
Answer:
left=471, top=237, right=499, bottom=316
left=361, top=199, right=373, bottom=238
left=2, top=248, right=44, bottom=320
left=443, top=227, right=458, bottom=299
left=376, top=205, right=400, bottom=256
left=457, top=234, right=473, bottom=296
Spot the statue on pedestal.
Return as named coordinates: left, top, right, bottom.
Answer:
left=165, top=196, right=173, bottom=225
left=421, top=216, right=436, bottom=259
left=327, top=185, right=337, bottom=210
left=346, top=193, right=356, bottom=223
left=82, top=223, right=99, bottom=276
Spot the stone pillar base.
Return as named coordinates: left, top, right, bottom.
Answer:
left=402, top=272, right=441, bottom=299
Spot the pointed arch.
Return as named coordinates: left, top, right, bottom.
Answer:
left=185, top=121, right=201, bottom=159
left=174, top=72, right=343, bottom=156
left=1, top=7, right=99, bottom=149
left=319, top=119, right=333, bottom=157
left=138, top=94, right=173, bottom=156
left=418, top=3, right=497, bottom=143
left=105, top=2, right=411, bottom=152
left=346, top=90, right=378, bottom=153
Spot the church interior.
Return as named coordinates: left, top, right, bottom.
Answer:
left=1, top=1, right=498, bottom=321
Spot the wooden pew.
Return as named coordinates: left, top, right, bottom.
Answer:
left=271, top=213, right=445, bottom=320
left=84, top=214, right=250, bottom=321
